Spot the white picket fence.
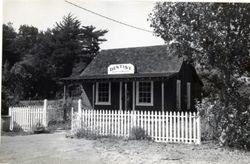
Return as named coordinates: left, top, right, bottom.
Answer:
left=9, top=99, right=48, bottom=131
left=71, top=100, right=201, bottom=144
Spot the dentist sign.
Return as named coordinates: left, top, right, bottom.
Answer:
left=108, top=64, right=135, bottom=75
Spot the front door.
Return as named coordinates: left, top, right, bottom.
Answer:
left=122, top=82, right=133, bottom=111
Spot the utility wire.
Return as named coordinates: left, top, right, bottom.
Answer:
left=65, top=0, right=154, bottom=33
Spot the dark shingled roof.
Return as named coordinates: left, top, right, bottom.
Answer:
left=70, top=61, right=88, bottom=77
left=63, top=45, right=184, bottom=80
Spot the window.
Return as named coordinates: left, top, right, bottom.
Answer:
left=69, top=85, right=82, bottom=98
left=187, top=82, right=191, bottom=110
left=176, top=80, right=181, bottom=110
left=136, top=81, right=153, bottom=106
left=95, top=82, right=111, bottom=105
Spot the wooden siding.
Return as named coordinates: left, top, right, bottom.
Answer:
left=70, top=62, right=202, bottom=112
left=176, top=62, right=202, bottom=112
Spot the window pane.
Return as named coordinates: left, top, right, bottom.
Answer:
left=98, top=82, right=110, bottom=103
left=138, top=82, right=152, bottom=104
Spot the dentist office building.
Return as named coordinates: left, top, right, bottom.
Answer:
left=62, top=45, right=203, bottom=112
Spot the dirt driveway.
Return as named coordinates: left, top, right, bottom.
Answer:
left=1, top=131, right=250, bottom=164
left=0, top=131, right=103, bottom=164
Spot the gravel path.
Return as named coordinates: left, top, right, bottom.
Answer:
left=93, top=138, right=250, bottom=164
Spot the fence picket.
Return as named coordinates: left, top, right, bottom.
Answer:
left=169, top=111, right=172, bottom=142
left=147, top=111, right=151, bottom=136
left=118, top=110, right=120, bottom=136
left=127, top=111, right=130, bottom=136
left=185, top=112, right=188, bottom=143
left=154, top=111, right=157, bottom=141
left=105, top=110, right=107, bottom=135
left=151, top=111, right=154, bottom=139
left=181, top=112, right=184, bottom=142
left=144, top=111, right=146, bottom=130
left=115, top=110, right=117, bottom=136
left=93, top=110, right=96, bottom=132
left=9, top=101, right=48, bottom=132
left=121, top=110, right=124, bottom=136
left=162, top=111, right=165, bottom=142
left=173, top=111, right=176, bottom=142
left=193, top=112, right=196, bottom=143
left=159, top=111, right=162, bottom=142
left=102, top=110, right=104, bottom=135
left=177, top=112, right=180, bottom=142
left=124, top=110, right=127, bottom=137
left=189, top=112, right=192, bottom=144
left=69, top=103, right=201, bottom=144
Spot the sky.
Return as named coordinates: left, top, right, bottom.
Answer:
left=3, top=0, right=165, bottom=49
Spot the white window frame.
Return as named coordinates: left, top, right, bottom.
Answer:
left=136, top=81, right=154, bottom=106
left=187, top=82, right=191, bottom=110
left=95, top=82, right=111, bottom=105
left=176, top=80, right=181, bottom=110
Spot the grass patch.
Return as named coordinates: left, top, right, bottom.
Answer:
left=1, top=130, right=33, bottom=136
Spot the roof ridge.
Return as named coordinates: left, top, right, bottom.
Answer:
left=100, top=44, right=168, bottom=51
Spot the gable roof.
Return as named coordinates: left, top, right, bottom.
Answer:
left=64, top=45, right=184, bottom=80
left=70, top=61, right=88, bottom=77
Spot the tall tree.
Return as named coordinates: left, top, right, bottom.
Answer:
left=149, top=2, right=250, bottom=149
left=2, top=14, right=108, bottom=105
left=2, top=23, right=19, bottom=114
left=51, top=13, right=107, bottom=78
left=2, top=23, right=18, bottom=66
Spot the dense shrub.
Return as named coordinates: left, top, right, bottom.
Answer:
left=32, top=122, right=47, bottom=134
left=196, top=96, right=250, bottom=150
left=74, top=127, right=100, bottom=139
left=12, top=121, right=24, bottom=132
left=47, top=119, right=71, bottom=132
left=129, top=127, right=151, bottom=140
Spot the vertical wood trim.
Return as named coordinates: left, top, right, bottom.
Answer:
left=125, top=82, right=127, bottom=111
left=132, top=81, right=135, bottom=111
left=92, top=83, right=95, bottom=108
left=109, top=82, right=111, bottom=105
left=119, top=82, right=122, bottom=111
left=187, top=82, right=191, bottom=110
left=63, top=85, right=66, bottom=104
left=177, top=80, right=181, bottom=110
left=161, top=81, right=164, bottom=112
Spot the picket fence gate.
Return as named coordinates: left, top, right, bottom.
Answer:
left=9, top=99, right=48, bottom=131
left=71, top=100, right=201, bottom=144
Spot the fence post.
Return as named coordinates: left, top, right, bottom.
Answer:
left=78, top=99, right=82, bottom=128
left=71, top=107, right=74, bottom=135
left=133, top=110, right=137, bottom=127
left=9, top=107, right=13, bottom=131
left=43, top=99, right=47, bottom=127
left=196, top=112, right=201, bottom=144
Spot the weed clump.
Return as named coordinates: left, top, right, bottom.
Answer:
left=129, top=127, right=151, bottom=140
